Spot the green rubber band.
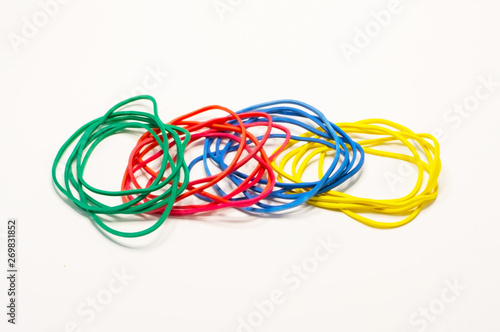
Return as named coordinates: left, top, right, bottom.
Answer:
left=52, top=95, right=191, bottom=238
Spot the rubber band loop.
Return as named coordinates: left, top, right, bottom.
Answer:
left=122, top=108, right=284, bottom=214
left=279, top=119, right=441, bottom=228
left=52, top=95, right=190, bottom=238
left=201, top=100, right=365, bottom=213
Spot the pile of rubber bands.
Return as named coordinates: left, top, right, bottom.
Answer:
left=52, top=95, right=441, bottom=238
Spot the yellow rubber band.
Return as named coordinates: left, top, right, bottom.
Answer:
left=272, top=119, right=441, bottom=229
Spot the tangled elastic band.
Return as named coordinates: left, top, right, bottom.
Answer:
left=52, top=95, right=190, bottom=238
left=305, top=119, right=441, bottom=228
left=52, top=95, right=442, bottom=238
left=121, top=105, right=289, bottom=215
left=201, top=100, right=365, bottom=213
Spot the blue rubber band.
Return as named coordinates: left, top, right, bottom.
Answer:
left=192, top=100, right=365, bottom=213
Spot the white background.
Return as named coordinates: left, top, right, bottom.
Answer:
left=1, top=0, right=500, bottom=331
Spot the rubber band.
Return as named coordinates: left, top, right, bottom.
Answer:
left=276, top=119, right=441, bottom=228
left=52, top=95, right=190, bottom=238
left=122, top=108, right=288, bottom=214
left=201, top=100, right=365, bottom=213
